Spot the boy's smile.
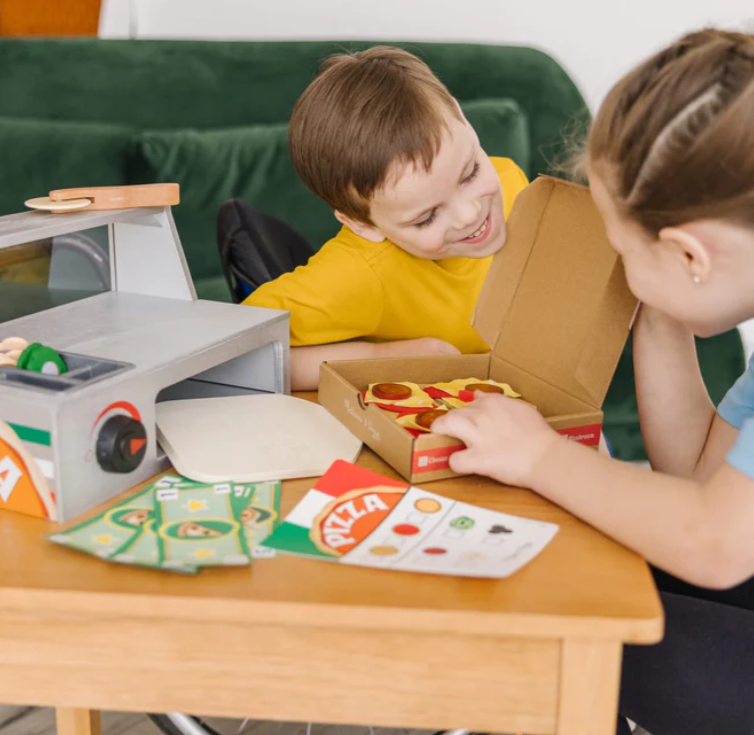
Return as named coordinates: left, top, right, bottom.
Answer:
left=339, top=115, right=506, bottom=260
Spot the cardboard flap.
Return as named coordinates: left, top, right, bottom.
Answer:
left=473, top=177, right=637, bottom=407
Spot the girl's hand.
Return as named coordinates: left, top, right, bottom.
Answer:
left=431, top=393, right=557, bottom=487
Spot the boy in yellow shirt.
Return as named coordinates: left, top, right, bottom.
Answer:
left=244, top=46, right=528, bottom=389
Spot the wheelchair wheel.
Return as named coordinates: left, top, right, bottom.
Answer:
left=148, top=713, right=226, bottom=735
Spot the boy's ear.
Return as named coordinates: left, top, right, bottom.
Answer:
left=334, top=210, right=386, bottom=244
left=658, top=226, right=712, bottom=283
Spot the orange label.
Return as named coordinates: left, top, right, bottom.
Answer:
left=311, top=487, right=404, bottom=556
left=0, top=435, right=52, bottom=519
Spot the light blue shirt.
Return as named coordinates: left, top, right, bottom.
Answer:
left=718, top=353, right=754, bottom=478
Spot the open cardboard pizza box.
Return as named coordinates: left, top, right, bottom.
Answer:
left=319, top=177, right=638, bottom=483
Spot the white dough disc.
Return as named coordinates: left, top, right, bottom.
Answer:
left=25, top=196, right=91, bottom=212
left=156, top=394, right=363, bottom=483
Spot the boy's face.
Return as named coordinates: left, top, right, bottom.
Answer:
left=339, top=116, right=506, bottom=260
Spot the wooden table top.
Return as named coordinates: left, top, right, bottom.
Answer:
left=0, top=396, right=663, bottom=645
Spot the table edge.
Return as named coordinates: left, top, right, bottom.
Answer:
left=0, top=586, right=665, bottom=644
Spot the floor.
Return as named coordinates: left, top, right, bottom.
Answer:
left=0, top=707, right=436, bottom=735
left=0, top=706, right=651, bottom=735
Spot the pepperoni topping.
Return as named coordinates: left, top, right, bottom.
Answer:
left=372, top=382, right=413, bottom=401
left=465, top=383, right=505, bottom=394
left=415, top=409, right=448, bottom=429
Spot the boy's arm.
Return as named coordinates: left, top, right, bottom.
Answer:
left=633, top=306, right=733, bottom=477
left=291, top=338, right=460, bottom=391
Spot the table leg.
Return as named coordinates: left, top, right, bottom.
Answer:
left=556, top=639, right=623, bottom=735
left=56, top=708, right=102, bottom=735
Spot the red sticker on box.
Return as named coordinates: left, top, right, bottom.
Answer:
left=556, top=423, right=601, bottom=447
left=412, top=444, right=466, bottom=473
left=411, top=425, right=600, bottom=474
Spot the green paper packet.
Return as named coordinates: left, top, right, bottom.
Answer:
left=47, top=485, right=154, bottom=559
left=153, top=478, right=252, bottom=570
left=241, top=481, right=281, bottom=559
left=112, top=518, right=198, bottom=574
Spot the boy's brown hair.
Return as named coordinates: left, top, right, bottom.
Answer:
left=587, top=29, right=754, bottom=234
left=289, top=46, right=462, bottom=224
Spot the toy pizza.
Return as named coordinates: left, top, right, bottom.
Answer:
left=426, top=378, right=521, bottom=404
left=310, top=485, right=406, bottom=556
left=362, top=377, right=529, bottom=436
left=363, top=382, right=435, bottom=411
left=395, top=408, right=450, bottom=433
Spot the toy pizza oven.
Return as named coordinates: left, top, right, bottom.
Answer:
left=0, top=205, right=289, bottom=523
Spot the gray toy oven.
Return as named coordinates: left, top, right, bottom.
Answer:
left=0, top=205, right=289, bottom=522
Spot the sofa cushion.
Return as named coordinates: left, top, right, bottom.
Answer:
left=0, top=117, right=132, bottom=217
left=133, top=97, right=530, bottom=288
left=603, top=330, right=745, bottom=461
left=462, top=98, right=530, bottom=175
left=133, top=121, right=335, bottom=287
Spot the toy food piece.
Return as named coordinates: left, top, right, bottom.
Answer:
left=415, top=409, right=449, bottom=429
left=396, top=408, right=450, bottom=433
left=465, top=382, right=507, bottom=394
left=0, top=337, right=29, bottom=353
left=372, top=382, right=413, bottom=401
left=436, top=396, right=469, bottom=410
left=16, top=343, right=68, bottom=376
left=364, top=381, right=435, bottom=409
left=25, top=196, right=91, bottom=213
left=427, top=378, right=521, bottom=400
left=0, top=337, right=29, bottom=367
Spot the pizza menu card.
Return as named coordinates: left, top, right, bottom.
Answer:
left=261, top=460, right=558, bottom=578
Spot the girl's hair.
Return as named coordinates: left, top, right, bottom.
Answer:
left=588, top=29, right=754, bottom=234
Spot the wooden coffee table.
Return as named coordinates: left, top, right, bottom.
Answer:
left=0, top=411, right=662, bottom=735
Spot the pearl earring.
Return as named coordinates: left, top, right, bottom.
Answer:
left=693, top=275, right=701, bottom=284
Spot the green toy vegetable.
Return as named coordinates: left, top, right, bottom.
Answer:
left=16, top=343, right=67, bottom=376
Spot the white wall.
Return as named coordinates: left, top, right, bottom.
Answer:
left=101, top=0, right=753, bottom=109
left=99, top=0, right=754, bottom=355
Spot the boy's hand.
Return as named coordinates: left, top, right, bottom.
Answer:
left=291, top=338, right=460, bottom=391
left=379, top=337, right=460, bottom=358
left=431, top=393, right=557, bottom=487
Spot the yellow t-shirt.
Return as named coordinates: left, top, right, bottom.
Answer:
left=244, top=157, right=528, bottom=353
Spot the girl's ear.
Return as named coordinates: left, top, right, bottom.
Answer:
left=658, top=226, right=712, bottom=284
left=334, top=210, right=386, bottom=243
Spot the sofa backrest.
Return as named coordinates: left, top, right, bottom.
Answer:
left=0, top=39, right=588, bottom=295
left=0, top=38, right=587, bottom=177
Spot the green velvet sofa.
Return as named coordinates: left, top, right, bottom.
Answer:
left=0, top=37, right=743, bottom=459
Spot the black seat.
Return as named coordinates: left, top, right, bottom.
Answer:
left=216, top=198, right=315, bottom=303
